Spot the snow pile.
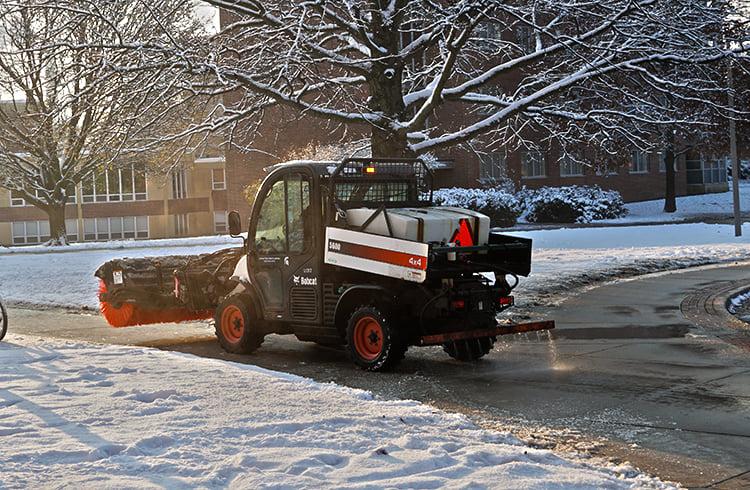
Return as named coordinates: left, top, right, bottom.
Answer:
left=432, top=187, right=521, bottom=227
left=728, top=290, right=750, bottom=314
left=0, top=336, right=672, bottom=488
left=520, top=186, right=628, bottom=224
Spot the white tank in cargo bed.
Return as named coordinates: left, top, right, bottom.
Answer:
left=345, top=207, right=490, bottom=245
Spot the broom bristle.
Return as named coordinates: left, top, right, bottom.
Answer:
left=98, top=280, right=213, bottom=327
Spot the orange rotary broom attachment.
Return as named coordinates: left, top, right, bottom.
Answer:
left=98, top=281, right=212, bottom=328
left=95, top=248, right=243, bottom=328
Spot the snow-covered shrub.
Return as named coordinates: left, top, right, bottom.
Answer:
left=728, top=160, right=750, bottom=180
left=477, top=176, right=516, bottom=194
left=740, top=160, right=750, bottom=180
left=524, top=185, right=627, bottom=223
left=432, top=187, right=521, bottom=227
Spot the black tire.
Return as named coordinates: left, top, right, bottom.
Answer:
left=0, top=300, right=7, bottom=342
left=346, top=305, right=407, bottom=372
left=443, top=337, right=495, bottom=362
left=214, top=295, right=264, bottom=354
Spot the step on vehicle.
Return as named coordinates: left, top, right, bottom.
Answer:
left=96, top=158, right=554, bottom=371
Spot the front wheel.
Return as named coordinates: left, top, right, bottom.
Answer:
left=443, top=337, right=495, bottom=362
left=346, top=306, right=407, bottom=372
left=0, top=300, right=7, bottom=341
left=214, top=295, right=264, bottom=354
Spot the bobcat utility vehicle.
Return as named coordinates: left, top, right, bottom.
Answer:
left=96, top=158, right=553, bottom=371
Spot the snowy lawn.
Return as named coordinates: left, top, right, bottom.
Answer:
left=1, top=223, right=749, bottom=310
left=602, top=181, right=750, bottom=224
left=508, top=222, right=750, bottom=306
left=0, top=236, right=237, bottom=310
left=0, top=335, right=671, bottom=489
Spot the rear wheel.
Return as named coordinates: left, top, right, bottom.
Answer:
left=346, top=306, right=406, bottom=372
left=0, top=300, right=7, bottom=341
left=214, top=295, right=264, bottom=354
left=443, top=337, right=495, bottom=362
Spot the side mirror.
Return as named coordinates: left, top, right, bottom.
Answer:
left=228, top=210, right=242, bottom=236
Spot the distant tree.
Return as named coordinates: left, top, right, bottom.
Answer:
left=0, top=1, right=205, bottom=245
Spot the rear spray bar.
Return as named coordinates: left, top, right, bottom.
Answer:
left=418, top=320, right=555, bottom=346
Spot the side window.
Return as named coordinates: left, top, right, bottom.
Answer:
left=255, top=180, right=287, bottom=254
left=287, top=174, right=311, bottom=254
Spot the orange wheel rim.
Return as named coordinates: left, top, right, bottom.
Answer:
left=353, top=316, right=384, bottom=361
left=220, top=305, right=245, bottom=343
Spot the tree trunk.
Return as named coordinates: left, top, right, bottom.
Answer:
left=371, top=127, right=412, bottom=158
left=664, top=146, right=677, bottom=213
left=368, top=16, right=413, bottom=159
left=45, top=203, right=69, bottom=246
left=369, top=69, right=412, bottom=157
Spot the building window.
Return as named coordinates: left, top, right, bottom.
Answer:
left=10, top=190, right=26, bottom=207
left=174, top=214, right=189, bottom=236
left=9, top=219, right=78, bottom=245
left=630, top=151, right=649, bottom=174
left=560, top=155, right=584, bottom=177
left=12, top=221, right=46, bottom=245
left=686, top=156, right=727, bottom=185
left=477, top=20, right=503, bottom=41
left=515, top=24, right=535, bottom=53
left=10, top=188, right=75, bottom=206
left=705, top=158, right=728, bottom=184
left=214, top=211, right=228, bottom=234
left=479, top=153, right=506, bottom=181
left=83, top=216, right=148, bottom=241
left=211, top=168, right=226, bottom=190
left=172, top=169, right=187, bottom=199
left=521, top=150, right=545, bottom=178
left=82, top=165, right=147, bottom=203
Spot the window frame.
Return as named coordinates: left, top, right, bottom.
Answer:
left=82, top=165, right=147, bottom=203
left=10, top=219, right=77, bottom=245
left=521, top=150, right=546, bottom=179
left=83, top=216, right=149, bottom=242
left=630, top=151, right=649, bottom=174
left=559, top=155, right=585, bottom=177
left=213, top=210, right=228, bottom=234
left=211, top=168, right=226, bottom=191
left=479, top=153, right=507, bottom=181
left=252, top=172, right=312, bottom=256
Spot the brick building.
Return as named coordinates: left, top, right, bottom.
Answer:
left=0, top=156, right=228, bottom=246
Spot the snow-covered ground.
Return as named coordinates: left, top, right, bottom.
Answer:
left=508, top=223, right=750, bottom=306
left=0, top=236, right=237, bottom=310
left=603, top=181, right=750, bottom=224
left=0, top=223, right=748, bottom=310
left=0, top=335, right=672, bottom=489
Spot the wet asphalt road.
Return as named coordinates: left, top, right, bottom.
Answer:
left=8, top=261, right=750, bottom=488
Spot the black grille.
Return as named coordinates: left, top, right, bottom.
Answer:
left=323, top=283, right=339, bottom=326
left=291, top=287, right=317, bottom=320
left=330, top=158, right=433, bottom=209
